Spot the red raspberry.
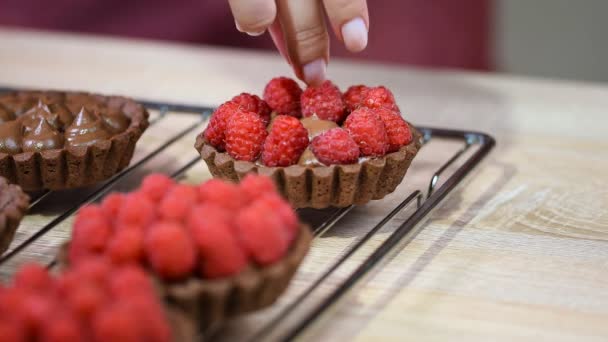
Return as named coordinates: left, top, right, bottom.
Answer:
left=71, top=257, right=112, bottom=284
left=73, top=205, right=106, bottom=230
left=301, top=80, right=347, bottom=122
left=0, top=320, right=25, bottom=342
left=189, top=209, right=248, bottom=278
left=13, top=263, right=52, bottom=293
left=100, top=193, right=125, bottom=218
left=202, top=101, right=240, bottom=151
left=232, top=93, right=271, bottom=125
left=263, top=77, right=303, bottom=117
left=139, top=173, right=175, bottom=202
left=20, top=294, right=54, bottom=333
left=375, top=107, right=413, bottom=152
left=197, top=179, right=245, bottom=210
left=116, top=193, right=155, bottom=228
left=255, top=193, right=299, bottom=243
left=144, top=222, right=196, bottom=280
left=0, top=288, right=28, bottom=318
left=122, top=296, right=172, bottom=342
left=42, top=313, right=82, bottom=342
left=108, top=266, right=155, bottom=298
left=234, top=201, right=289, bottom=265
left=239, top=174, right=277, bottom=202
left=70, top=218, right=112, bottom=257
left=186, top=203, right=232, bottom=234
left=343, top=107, right=389, bottom=157
left=361, top=86, right=399, bottom=111
left=261, top=115, right=309, bottom=167
left=67, top=282, right=105, bottom=319
left=92, top=304, right=142, bottom=342
left=106, top=229, right=144, bottom=264
left=224, top=110, right=267, bottom=162
left=158, top=184, right=198, bottom=221
left=343, top=85, right=369, bottom=112
left=311, top=128, right=360, bottom=165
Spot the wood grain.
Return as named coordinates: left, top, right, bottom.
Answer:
left=1, top=28, right=608, bottom=341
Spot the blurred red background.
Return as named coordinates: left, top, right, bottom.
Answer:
left=0, top=0, right=491, bottom=70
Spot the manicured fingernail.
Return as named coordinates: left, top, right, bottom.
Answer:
left=235, top=20, right=265, bottom=36
left=246, top=30, right=265, bottom=36
left=341, top=17, right=368, bottom=52
left=302, top=59, right=326, bottom=86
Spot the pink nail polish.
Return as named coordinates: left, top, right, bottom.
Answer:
left=341, top=17, right=368, bottom=52
left=302, top=59, right=327, bottom=86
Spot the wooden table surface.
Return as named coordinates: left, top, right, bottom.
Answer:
left=2, top=28, right=608, bottom=341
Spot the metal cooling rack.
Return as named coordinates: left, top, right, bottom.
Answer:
left=0, top=90, right=495, bottom=341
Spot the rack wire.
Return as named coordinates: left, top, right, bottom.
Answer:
left=0, top=89, right=494, bottom=341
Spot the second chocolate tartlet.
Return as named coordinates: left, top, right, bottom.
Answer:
left=0, top=91, right=149, bottom=191
left=0, top=176, right=29, bottom=255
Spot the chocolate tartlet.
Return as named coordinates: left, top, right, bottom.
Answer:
left=196, top=123, right=422, bottom=209
left=0, top=91, right=149, bottom=191
left=161, top=224, right=311, bottom=330
left=0, top=177, right=29, bottom=255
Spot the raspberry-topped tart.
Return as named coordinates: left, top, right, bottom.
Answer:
left=0, top=177, right=29, bottom=255
left=0, top=91, right=149, bottom=191
left=0, top=262, right=191, bottom=341
left=195, top=78, right=422, bottom=208
left=60, top=174, right=311, bottom=329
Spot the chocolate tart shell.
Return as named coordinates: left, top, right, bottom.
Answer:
left=196, top=125, right=422, bottom=208
left=58, top=224, right=312, bottom=332
left=0, top=177, right=29, bottom=255
left=0, top=91, right=149, bottom=192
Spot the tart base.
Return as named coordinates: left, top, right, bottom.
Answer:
left=196, top=125, right=422, bottom=208
left=0, top=177, right=29, bottom=255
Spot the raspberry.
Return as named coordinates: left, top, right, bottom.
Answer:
left=224, top=110, right=267, bottom=161
left=71, top=257, right=112, bottom=284
left=235, top=202, right=289, bottom=265
left=263, top=77, right=303, bottom=117
left=70, top=218, right=112, bottom=257
left=343, top=107, right=389, bottom=156
left=13, top=263, right=52, bottom=293
left=100, top=193, right=125, bottom=218
left=108, top=266, right=155, bottom=298
left=189, top=210, right=248, bottom=278
left=202, top=101, right=240, bottom=150
left=361, top=86, right=399, bottom=111
left=144, top=222, right=196, bottom=280
left=73, top=205, right=106, bottom=230
left=197, top=179, right=245, bottom=210
left=231, top=93, right=271, bottom=125
left=139, top=173, right=175, bottom=202
left=186, top=203, right=232, bottom=234
left=20, top=294, right=54, bottom=333
left=0, top=288, right=28, bottom=317
left=255, top=193, right=299, bottom=243
left=239, top=174, right=277, bottom=202
left=67, top=282, right=105, bottom=319
left=301, top=80, right=347, bottom=122
left=158, top=184, right=198, bottom=221
left=123, top=296, right=172, bottom=342
left=116, top=193, right=155, bottom=228
left=0, top=320, right=25, bottom=342
left=343, top=85, right=369, bottom=112
left=375, top=107, right=413, bottom=152
left=106, top=229, right=144, bottom=264
left=261, top=115, right=309, bottom=167
left=92, top=304, right=142, bottom=342
left=311, top=128, right=360, bottom=165
left=42, top=313, right=82, bottom=342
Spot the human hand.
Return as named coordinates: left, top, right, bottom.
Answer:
left=228, top=0, right=369, bottom=86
